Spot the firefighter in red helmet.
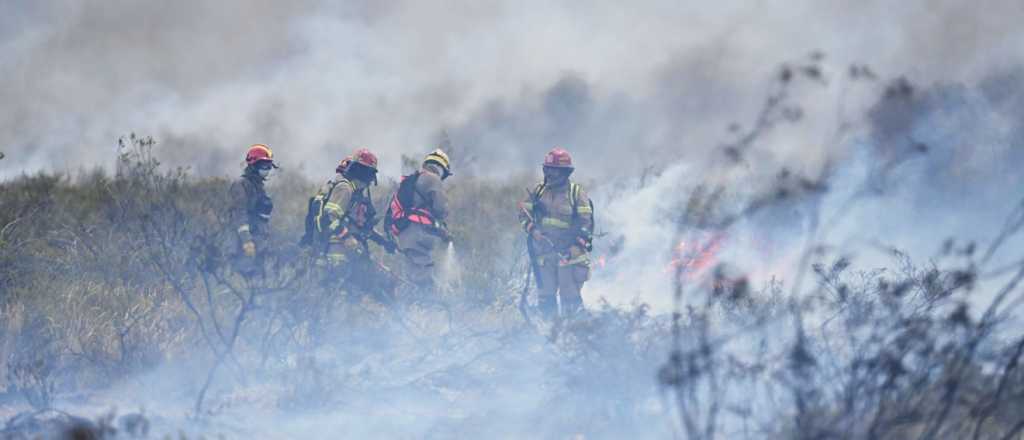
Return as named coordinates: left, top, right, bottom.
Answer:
left=229, top=144, right=278, bottom=276
left=306, top=149, right=379, bottom=262
left=519, top=147, right=594, bottom=318
left=302, top=148, right=397, bottom=301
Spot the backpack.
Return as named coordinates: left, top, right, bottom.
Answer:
left=531, top=182, right=595, bottom=251
left=385, top=172, right=432, bottom=236
left=299, top=178, right=357, bottom=250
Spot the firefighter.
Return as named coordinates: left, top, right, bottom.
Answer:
left=386, top=149, right=452, bottom=291
left=229, top=144, right=277, bottom=276
left=301, top=155, right=349, bottom=251
left=304, top=149, right=397, bottom=300
left=519, top=147, right=594, bottom=318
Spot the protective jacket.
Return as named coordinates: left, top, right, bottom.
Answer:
left=519, top=179, right=594, bottom=316
left=312, top=173, right=376, bottom=264
left=394, top=164, right=450, bottom=288
left=519, top=180, right=593, bottom=261
left=228, top=170, right=273, bottom=251
left=410, top=163, right=449, bottom=225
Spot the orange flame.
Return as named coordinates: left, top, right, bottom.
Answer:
left=665, top=232, right=726, bottom=280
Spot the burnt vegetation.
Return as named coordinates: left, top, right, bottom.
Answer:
left=655, top=55, right=1024, bottom=440
left=2, top=57, right=1024, bottom=439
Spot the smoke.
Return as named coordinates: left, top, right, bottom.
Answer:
left=5, top=1, right=1024, bottom=437
left=6, top=0, right=1021, bottom=282
left=589, top=67, right=1024, bottom=309
left=6, top=0, right=1024, bottom=345
left=3, top=0, right=1022, bottom=178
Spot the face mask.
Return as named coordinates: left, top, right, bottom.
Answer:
left=257, top=167, right=271, bottom=179
left=347, top=163, right=376, bottom=187
left=543, top=167, right=569, bottom=184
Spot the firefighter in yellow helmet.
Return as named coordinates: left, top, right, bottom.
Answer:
left=519, top=147, right=594, bottom=318
left=229, top=144, right=278, bottom=276
left=385, top=149, right=452, bottom=291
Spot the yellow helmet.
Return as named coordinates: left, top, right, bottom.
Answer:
left=423, top=149, right=452, bottom=179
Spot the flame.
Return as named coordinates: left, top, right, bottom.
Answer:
left=665, top=232, right=725, bottom=280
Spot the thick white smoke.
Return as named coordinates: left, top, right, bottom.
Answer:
left=4, top=0, right=1024, bottom=342
left=3, top=0, right=1022, bottom=178
left=4, top=2, right=1024, bottom=437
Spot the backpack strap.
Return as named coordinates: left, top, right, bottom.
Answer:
left=534, top=182, right=579, bottom=209
left=534, top=182, right=546, bottom=199
left=409, top=171, right=433, bottom=211
left=534, top=182, right=580, bottom=217
left=387, top=172, right=435, bottom=236
left=313, top=179, right=338, bottom=234
left=569, top=182, right=594, bottom=251
left=570, top=183, right=593, bottom=218
left=316, top=178, right=357, bottom=234
left=337, top=179, right=360, bottom=225
left=569, top=183, right=580, bottom=214
left=526, top=183, right=546, bottom=225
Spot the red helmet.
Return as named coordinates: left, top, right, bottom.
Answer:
left=352, top=148, right=379, bottom=171
left=245, top=144, right=276, bottom=167
left=543, top=147, right=573, bottom=169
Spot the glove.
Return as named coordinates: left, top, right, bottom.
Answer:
left=523, top=220, right=536, bottom=234
left=242, top=241, right=256, bottom=257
